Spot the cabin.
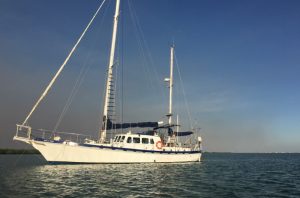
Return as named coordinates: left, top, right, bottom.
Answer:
left=110, top=132, right=192, bottom=152
left=111, top=132, right=162, bottom=151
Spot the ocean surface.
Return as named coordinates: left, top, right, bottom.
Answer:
left=0, top=153, right=299, bottom=198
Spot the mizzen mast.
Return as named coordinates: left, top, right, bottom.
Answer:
left=100, top=0, right=120, bottom=143
left=165, top=45, right=174, bottom=126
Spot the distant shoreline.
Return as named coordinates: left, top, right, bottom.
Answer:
left=0, top=149, right=298, bottom=155
left=0, top=148, right=40, bottom=154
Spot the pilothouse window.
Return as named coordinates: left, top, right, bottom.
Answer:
left=114, top=136, right=119, bottom=142
left=120, top=136, right=125, bottom=142
left=117, top=136, right=121, bottom=142
left=150, top=139, right=154, bottom=144
left=142, top=138, right=149, bottom=144
left=133, top=137, right=140, bottom=143
left=127, top=137, right=132, bottom=143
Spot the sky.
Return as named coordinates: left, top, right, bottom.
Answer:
left=0, top=0, right=300, bottom=152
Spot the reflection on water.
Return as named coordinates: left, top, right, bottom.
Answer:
left=1, top=154, right=300, bottom=197
left=0, top=155, right=202, bottom=198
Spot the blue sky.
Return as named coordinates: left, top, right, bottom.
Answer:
left=0, top=0, right=300, bottom=152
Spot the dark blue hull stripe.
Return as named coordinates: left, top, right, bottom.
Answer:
left=80, top=143, right=202, bottom=154
left=48, top=161, right=201, bottom=165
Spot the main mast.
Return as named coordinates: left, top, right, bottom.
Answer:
left=100, top=0, right=120, bottom=143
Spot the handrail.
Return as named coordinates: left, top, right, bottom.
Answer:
left=16, top=124, right=94, bottom=144
left=36, top=128, right=92, bottom=138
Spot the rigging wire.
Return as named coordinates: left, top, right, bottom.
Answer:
left=98, top=0, right=123, bottom=138
left=127, top=0, right=166, bottom=102
left=53, top=0, right=111, bottom=132
left=97, top=0, right=121, bottom=140
left=53, top=56, right=90, bottom=132
left=174, top=50, right=194, bottom=130
left=121, top=0, right=124, bottom=134
left=22, top=0, right=107, bottom=126
left=113, top=58, right=119, bottom=138
left=95, top=0, right=113, bottom=139
left=127, top=0, right=154, bottom=91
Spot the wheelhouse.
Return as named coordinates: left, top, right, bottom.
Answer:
left=112, top=133, right=162, bottom=150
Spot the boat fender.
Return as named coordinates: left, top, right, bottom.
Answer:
left=156, top=141, right=162, bottom=149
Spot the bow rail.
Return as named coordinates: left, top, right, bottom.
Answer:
left=14, top=124, right=94, bottom=144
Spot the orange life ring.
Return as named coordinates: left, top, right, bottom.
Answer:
left=156, top=141, right=163, bottom=149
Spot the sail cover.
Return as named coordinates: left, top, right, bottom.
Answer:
left=136, top=130, right=193, bottom=136
left=106, top=118, right=158, bottom=130
left=168, top=127, right=193, bottom=136
left=174, top=131, right=193, bottom=136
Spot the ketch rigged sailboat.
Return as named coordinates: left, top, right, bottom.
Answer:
left=13, top=0, right=202, bottom=163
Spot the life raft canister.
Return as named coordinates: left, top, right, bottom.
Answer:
left=156, top=141, right=163, bottom=149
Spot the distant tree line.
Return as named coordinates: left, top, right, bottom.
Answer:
left=0, top=148, right=40, bottom=154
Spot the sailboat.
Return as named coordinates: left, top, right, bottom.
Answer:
left=13, top=0, right=202, bottom=163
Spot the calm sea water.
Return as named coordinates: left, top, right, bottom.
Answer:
left=0, top=153, right=299, bottom=198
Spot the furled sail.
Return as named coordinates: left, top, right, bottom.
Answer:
left=167, top=127, right=193, bottom=136
left=106, top=118, right=158, bottom=130
left=174, top=131, right=193, bottom=136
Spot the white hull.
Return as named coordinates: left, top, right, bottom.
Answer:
left=18, top=137, right=201, bottom=163
left=14, top=1, right=203, bottom=165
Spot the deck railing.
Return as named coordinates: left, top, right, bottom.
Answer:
left=16, top=124, right=94, bottom=144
